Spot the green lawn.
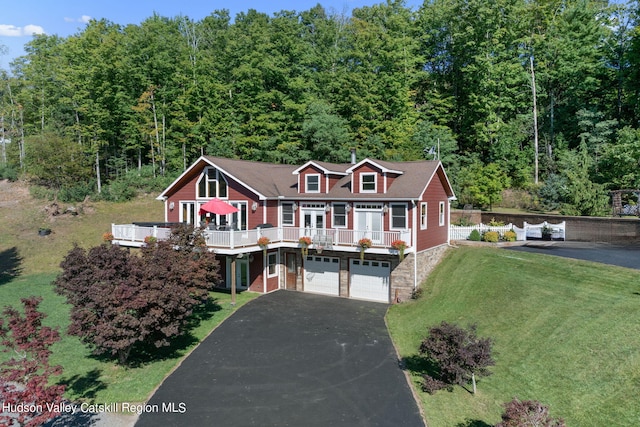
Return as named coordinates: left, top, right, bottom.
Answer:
left=386, top=246, right=640, bottom=427
left=0, top=272, right=259, bottom=404
left=0, top=187, right=260, bottom=412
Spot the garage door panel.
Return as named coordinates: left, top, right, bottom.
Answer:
left=304, top=256, right=339, bottom=296
left=350, top=259, right=390, bottom=303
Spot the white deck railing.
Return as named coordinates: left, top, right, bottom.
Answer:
left=111, top=224, right=412, bottom=250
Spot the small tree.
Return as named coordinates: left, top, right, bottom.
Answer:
left=496, top=398, right=566, bottom=427
left=54, top=227, right=220, bottom=365
left=0, top=297, right=65, bottom=427
left=419, top=321, right=494, bottom=394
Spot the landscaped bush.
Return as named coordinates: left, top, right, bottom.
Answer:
left=469, top=229, right=481, bottom=241
left=503, top=230, right=517, bottom=242
left=488, top=217, right=505, bottom=226
left=419, top=322, right=494, bottom=394
left=455, top=217, right=475, bottom=226
left=496, top=398, right=565, bottom=427
left=55, top=227, right=221, bottom=365
left=483, top=231, right=499, bottom=243
left=421, top=374, right=449, bottom=394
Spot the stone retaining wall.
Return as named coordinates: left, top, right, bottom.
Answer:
left=390, top=244, right=450, bottom=302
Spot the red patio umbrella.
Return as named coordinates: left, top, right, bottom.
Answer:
left=198, top=198, right=239, bottom=216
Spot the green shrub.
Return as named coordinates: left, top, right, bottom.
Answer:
left=29, top=185, right=56, bottom=201
left=58, top=181, right=95, bottom=203
left=0, top=165, right=18, bottom=181
left=503, top=230, right=517, bottom=242
left=469, top=229, right=481, bottom=241
left=100, top=180, right=137, bottom=202
left=456, top=217, right=475, bottom=226
left=488, top=217, right=505, bottom=226
left=483, top=231, right=499, bottom=243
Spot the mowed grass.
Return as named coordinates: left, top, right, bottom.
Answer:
left=0, top=185, right=259, bottom=408
left=387, top=246, right=640, bottom=427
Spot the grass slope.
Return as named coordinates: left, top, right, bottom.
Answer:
left=0, top=183, right=259, bottom=406
left=387, top=246, right=640, bottom=426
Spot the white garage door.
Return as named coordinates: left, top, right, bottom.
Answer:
left=350, top=259, right=391, bottom=303
left=304, top=256, right=340, bottom=296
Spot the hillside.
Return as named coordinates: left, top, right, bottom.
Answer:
left=0, top=180, right=163, bottom=275
left=387, top=246, right=640, bottom=426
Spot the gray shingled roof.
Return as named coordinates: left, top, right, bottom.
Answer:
left=203, top=156, right=453, bottom=201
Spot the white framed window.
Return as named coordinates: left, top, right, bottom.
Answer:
left=420, top=202, right=427, bottom=229
left=360, top=173, right=377, bottom=192
left=390, top=203, right=407, bottom=229
left=267, top=252, right=278, bottom=277
left=282, top=202, right=295, bottom=226
left=332, top=203, right=347, bottom=228
left=439, top=201, right=445, bottom=226
left=180, top=202, right=196, bottom=224
left=305, top=174, right=320, bottom=193
left=197, top=167, right=228, bottom=199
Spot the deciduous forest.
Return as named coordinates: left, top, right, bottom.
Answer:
left=1, top=0, right=639, bottom=215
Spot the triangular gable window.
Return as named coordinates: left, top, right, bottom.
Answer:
left=197, top=167, right=228, bottom=198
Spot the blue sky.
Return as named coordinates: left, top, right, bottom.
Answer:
left=0, top=0, right=421, bottom=70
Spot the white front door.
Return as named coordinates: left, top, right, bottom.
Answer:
left=355, top=207, right=384, bottom=243
left=226, top=258, right=249, bottom=289
left=302, top=208, right=325, bottom=236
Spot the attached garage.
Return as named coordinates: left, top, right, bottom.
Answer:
left=349, top=259, right=391, bottom=303
left=303, top=256, right=340, bottom=296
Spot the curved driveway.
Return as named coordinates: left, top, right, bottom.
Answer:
left=136, top=291, right=424, bottom=427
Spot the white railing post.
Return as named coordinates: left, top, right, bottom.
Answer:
left=230, top=229, right=235, bottom=249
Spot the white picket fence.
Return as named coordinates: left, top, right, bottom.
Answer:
left=450, top=221, right=566, bottom=242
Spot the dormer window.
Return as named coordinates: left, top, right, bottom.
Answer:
left=360, top=173, right=376, bottom=192
left=305, top=174, right=320, bottom=193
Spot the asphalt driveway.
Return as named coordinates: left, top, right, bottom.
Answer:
left=135, top=291, right=424, bottom=427
left=506, top=241, right=640, bottom=270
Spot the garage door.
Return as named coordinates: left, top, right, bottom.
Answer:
left=304, top=256, right=340, bottom=296
left=350, top=259, right=390, bottom=303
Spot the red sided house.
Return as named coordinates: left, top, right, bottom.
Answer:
left=111, top=155, right=455, bottom=303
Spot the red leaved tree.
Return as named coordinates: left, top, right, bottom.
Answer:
left=496, top=398, right=566, bottom=427
left=54, top=226, right=220, bottom=365
left=419, top=321, right=494, bottom=394
left=0, top=297, right=65, bottom=427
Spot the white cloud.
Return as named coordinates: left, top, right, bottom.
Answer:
left=64, top=15, right=93, bottom=24
left=0, top=25, right=22, bottom=37
left=0, top=24, right=45, bottom=37
left=23, top=25, right=45, bottom=35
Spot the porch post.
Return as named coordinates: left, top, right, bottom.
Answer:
left=231, top=257, right=236, bottom=305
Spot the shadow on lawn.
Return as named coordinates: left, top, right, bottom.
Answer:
left=59, top=368, right=106, bottom=400
left=0, top=247, right=22, bottom=285
left=120, top=297, right=223, bottom=368
left=401, top=354, right=440, bottom=378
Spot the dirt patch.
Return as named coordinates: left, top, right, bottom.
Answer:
left=0, top=179, right=95, bottom=222
left=0, top=179, right=31, bottom=206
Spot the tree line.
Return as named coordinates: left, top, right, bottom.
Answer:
left=1, top=0, right=639, bottom=215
